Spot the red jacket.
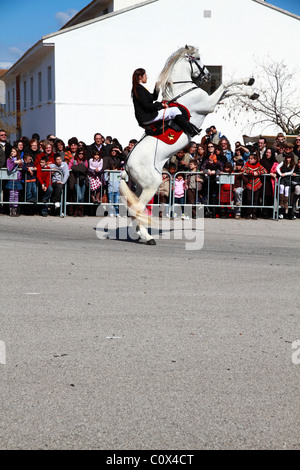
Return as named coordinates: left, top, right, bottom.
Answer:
left=37, top=165, right=52, bottom=188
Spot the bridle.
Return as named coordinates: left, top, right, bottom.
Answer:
left=168, top=54, right=209, bottom=104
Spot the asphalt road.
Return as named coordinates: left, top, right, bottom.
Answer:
left=0, top=214, right=299, bottom=450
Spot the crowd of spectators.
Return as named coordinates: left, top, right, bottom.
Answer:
left=0, top=126, right=300, bottom=220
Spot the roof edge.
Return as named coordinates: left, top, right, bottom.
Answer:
left=252, top=0, right=300, bottom=20
left=42, top=0, right=158, bottom=41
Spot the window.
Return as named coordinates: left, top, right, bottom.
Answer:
left=30, top=77, right=34, bottom=107
left=38, top=72, right=42, bottom=103
left=47, top=66, right=52, bottom=101
left=23, top=80, right=27, bottom=109
left=199, top=66, right=222, bottom=95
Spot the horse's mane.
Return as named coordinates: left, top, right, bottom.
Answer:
left=156, top=45, right=199, bottom=100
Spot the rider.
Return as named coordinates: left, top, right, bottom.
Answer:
left=131, top=68, right=199, bottom=138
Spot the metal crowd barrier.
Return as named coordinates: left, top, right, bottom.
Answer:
left=0, top=168, right=64, bottom=217
left=1, top=168, right=298, bottom=220
left=150, top=171, right=283, bottom=220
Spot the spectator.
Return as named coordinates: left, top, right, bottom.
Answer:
left=15, top=140, right=25, bottom=160
left=87, top=133, right=107, bottom=159
left=64, top=137, right=78, bottom=166
left=169, top=149, right=190, bottom=171
left=54, top=139, right=66, bottom=158
left=49, top=154, right=70, bottom=211
left=105, top=161, right=121, bottom=217
left=195, top=143, right=207, bottom=168
left=215, top=144, right=227, bottom=167
left=233, top=143, right=250, bottom=166
left=219, top=162, right=234, bottom=218
left=22, top=154, right=37, bottom=203
left=276, top=153, right=295, bottom=219
left=124, top=139, right=138, bottom=157
left=35, top=140, right=55, bottom=169
left=219, top=137, right=233, bottom=163
left=291, top=159, right=300, bottom=220
left=37, top=156, right=53, bottom=217
left=71, top=147, right=88, bottom=217
left=28, top=138, right=41, bottom=163
left=186, top=159, right=203, bottom=218
left=257, top=136, right=267, bottom=159
left=201, top=152, right=223, bottom=218
left=233, top=159, right=247, bottom=219
left=293, top=135, right=300, bottom=160
left=272, top=132, right=286, bottom=154
left=0, top=129, right=12, bottom=168
left=210, top=125, right=224, bottom=145
left=88, top=150, right=103, bottom=203
left=6, top=147, right=23, bottom=217
left=158, top=172, right=170, bottom=217
left=243, top=152, right=267, bottom=219
left=174, top=172, right=187, bottom=219
left=200, top=127, right=212, bottom=153
left=184, top=141, right=197, bottom=160
left=260, top=148, right=277, bottom=218
left=64, top=137, right=79, bottom=215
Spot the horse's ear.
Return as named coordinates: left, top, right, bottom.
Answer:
left=185, top=44, right=190, bottom=51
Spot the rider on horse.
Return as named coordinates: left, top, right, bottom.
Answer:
left=132, top=68, right=199, bottom=138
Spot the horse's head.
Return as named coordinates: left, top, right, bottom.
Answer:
left=184, top=46, right=211, bottom=85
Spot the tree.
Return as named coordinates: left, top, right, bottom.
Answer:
left=222, top=59, right=300, bottom=135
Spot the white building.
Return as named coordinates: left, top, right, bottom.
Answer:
left=1, top=0, right=299, bottom=146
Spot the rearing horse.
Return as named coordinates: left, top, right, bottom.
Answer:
left=120, top=45, right=258, bottom=245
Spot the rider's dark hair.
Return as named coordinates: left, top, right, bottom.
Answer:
left=131, top=68, right=146, bottom=99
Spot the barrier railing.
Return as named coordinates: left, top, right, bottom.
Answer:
left=1, top=167, right=298, bottom=220
left=0, top=168, right=64, bottom=217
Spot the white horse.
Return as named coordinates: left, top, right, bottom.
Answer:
left=120, top=45, right=258, bottom=244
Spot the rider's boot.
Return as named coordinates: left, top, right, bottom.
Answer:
left=174, top=114, right=200, bottom=138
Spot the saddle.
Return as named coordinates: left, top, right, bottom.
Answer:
left=143, top=102, right=190, bottom=145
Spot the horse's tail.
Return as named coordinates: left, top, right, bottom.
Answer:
left=119, top=177, right=152, bottom=226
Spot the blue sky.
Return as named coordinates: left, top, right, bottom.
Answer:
left=1, top=0, right=300, bottom=69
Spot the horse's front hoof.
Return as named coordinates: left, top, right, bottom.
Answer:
left=248, top=77, right=255, bottom=86
left=146, top=239, right=156, bottom=246
left=250, top=93, right=259, bottom=100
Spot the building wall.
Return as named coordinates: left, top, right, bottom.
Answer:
left=4, top=0, right=300, bottom=146
left=3, top=49, right=55, bottom=143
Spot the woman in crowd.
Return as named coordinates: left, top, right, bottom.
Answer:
left=260, top=147, right=277, bottom=218
left=276, top=153, right=295, bottom=219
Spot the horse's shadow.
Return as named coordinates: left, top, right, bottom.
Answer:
left=93, top=225, right=174, bottom=244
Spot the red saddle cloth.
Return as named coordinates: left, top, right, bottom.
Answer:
left=145, top=102, right=190, bottom=145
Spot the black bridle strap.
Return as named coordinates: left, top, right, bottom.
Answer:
left=167, top=85, right=199, bottom=104
left=166, top=56, right=206, bottom=104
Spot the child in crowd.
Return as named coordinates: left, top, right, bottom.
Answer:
left=37, top=156, right=53, bottom=216
left=219, top=162, right=234, bottom=218
left=243, top=152, right=267, bottom=219
left=174, top=173, right=188, bottom=219
left=158, top=171, right=171, bottom=217
left=6, top=147, right=23, bottom=217
left=49, top=154, right=70, bottom=210
left=233, top=159, right=247, bottom=219
left=105, top=161, right=121, bottom=217
left=88, top=150, right=103, bottom=203
left=22, top=154, right=37, bottom=202
left=276, top=154, right=295, bottom=219
left=186, top=159, right=203, bottom=218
